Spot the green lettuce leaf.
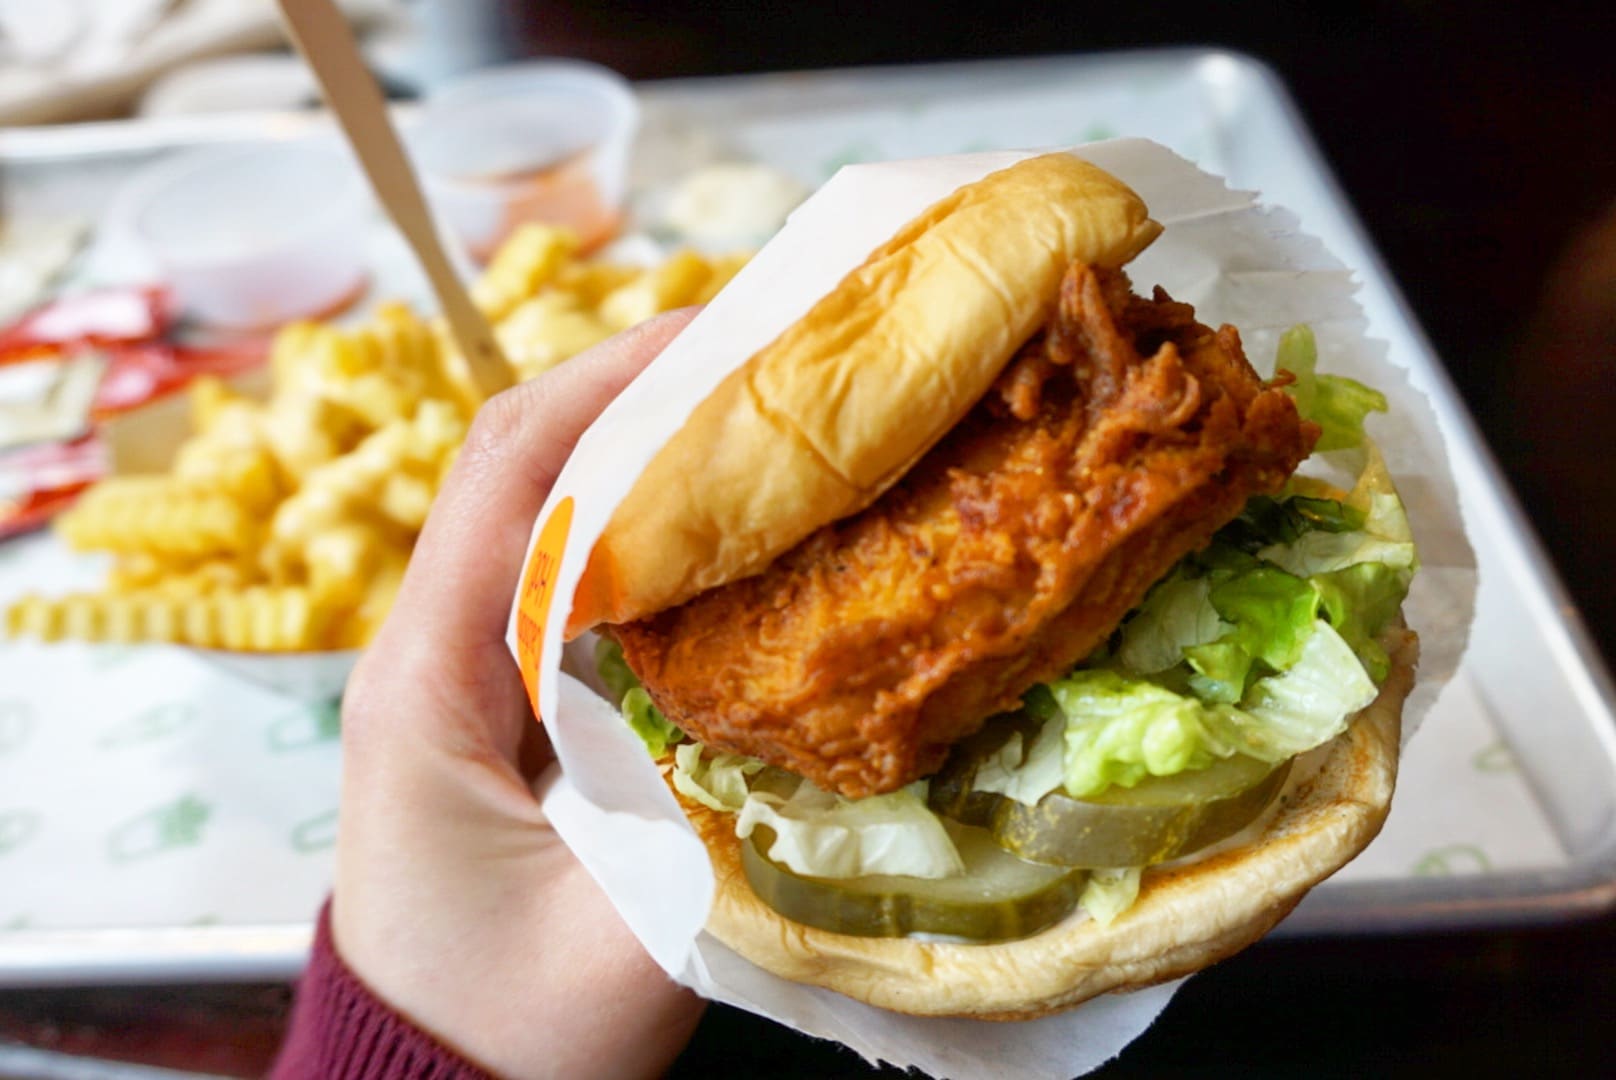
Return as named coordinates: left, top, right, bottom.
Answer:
left=1208, top=620, right=1379, bottom=762
left=623, top=688, right=682, bottom=758
left=1029, top=621, right=1377, bottom=800
left=1052, top=671, right=1235, bottom=798
left=1258, top=441, right=1416, bottom=578
left=1115, top=559, right=1327, bottom=704
left=1313, top=562, right=1411, bottom=682
left=595, top=637, right=683, bottom=757
left=1116, top=573, right=1225, bottom=674
left=1277, top=324, right=1388, bottom=452
left=1183, top=639, right=1256, bottom=704
left=1207, top=567, right=1320, bottom=673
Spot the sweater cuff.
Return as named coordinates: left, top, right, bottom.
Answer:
left=271, top=900, right=491, bottom=1080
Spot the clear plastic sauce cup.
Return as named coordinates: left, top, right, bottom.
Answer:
left=412, top=60, right=639, bottom=261
left=129, top=140, right=370, bottom=330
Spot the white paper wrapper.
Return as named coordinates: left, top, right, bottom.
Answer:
left=505, top=139, right=1475, bottom=1078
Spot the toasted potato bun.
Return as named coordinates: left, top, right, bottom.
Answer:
left=675, top=631, right=1414, bottom=1020
left=567, top=153, right=1162, bottom=636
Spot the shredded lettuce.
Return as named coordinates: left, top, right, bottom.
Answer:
left=1178, top=566, right=1320, bottom=703
left=1314, top=562, right=1409, bottom=682
left=671, top=742, right=762, bottom=812
left=1210, top=620, right=1378, bottom=761
left=1053, top=672, right=1235, bottom=797
left=1182, top=639, right=1255, bottom=704
left=594, top=636, right=639, bottom=703
left=1113, top=543, right=1394, bottom=710
left=1116, top=573, right=1224, bottom=674
left=1080, top=867, right=1143, bottom=927
left=1206, top=567, right=1320, bottom=673
left=1258, top=441, right=1416, bottom=578
left=623, top=688, right=682, bottom=758
left=1277, top=325, right=1388, bottom=452
left=595, top=637, right=683, bottom=757
left=1039, top=619, right=1376, bottom=801
left=736, top=778, right=964, bottom=879
left=969, top=711, right=1067, bottom=806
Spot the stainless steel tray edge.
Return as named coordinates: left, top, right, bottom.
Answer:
left=0, top=925, right=311, bottom=987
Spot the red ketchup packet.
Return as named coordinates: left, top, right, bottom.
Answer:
left=0, top=286, right=268, bottom=538
left=0, top=435, right=105, bottom=541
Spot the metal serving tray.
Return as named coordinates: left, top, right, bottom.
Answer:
left=1, top=48, right=1613, bottom=986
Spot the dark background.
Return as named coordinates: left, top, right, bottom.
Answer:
left=4, top=1, right=1615, bottom=1076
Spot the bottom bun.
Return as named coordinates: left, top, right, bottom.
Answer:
left=678, top=629, right=1417, bottom=1020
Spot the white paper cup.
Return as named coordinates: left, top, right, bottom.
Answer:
left=127, top=141, right=370, bottom=330
left=411, top=60, right=639, bottom=261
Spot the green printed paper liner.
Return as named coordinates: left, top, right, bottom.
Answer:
left=507, top=139, right=1476, bottom=1079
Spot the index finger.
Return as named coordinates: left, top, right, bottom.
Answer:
left=386, top=309, right=697, bottom=666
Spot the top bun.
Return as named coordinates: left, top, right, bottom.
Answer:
left=567, top=153, right=1162, bottom=635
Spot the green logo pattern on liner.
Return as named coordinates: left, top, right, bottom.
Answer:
left=0, top=701, right=34, bottom=756
left=98, top=702, right=197, bottom=749
left=290, top=809, right=338, bottom=853
left=3, top=915, right=30, bottom=931
left=1472, top=741, right=1517, bottom=774
left=0, top=811, right=40, bottom=856
left=107, top=794, right=211, bottom=864
left=1412, top=844, right=1493, bottom=876
left=267, top=701, right=342, bottom=752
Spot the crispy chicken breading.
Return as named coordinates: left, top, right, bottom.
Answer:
left=613, top=264, right=1318, bottom=798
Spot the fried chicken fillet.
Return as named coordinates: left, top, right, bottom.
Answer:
left=613, top=264, right=1318, bottom=798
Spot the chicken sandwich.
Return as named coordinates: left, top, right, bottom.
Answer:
left=570, top=153, right=1418, bottom=1019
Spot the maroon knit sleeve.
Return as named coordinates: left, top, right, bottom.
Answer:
left=270, top=901, right=491, bottom=1080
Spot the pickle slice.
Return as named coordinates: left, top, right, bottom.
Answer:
left=741, top=820, right=1087, bottom=941
left=931, top=747, right=1291, bottom=869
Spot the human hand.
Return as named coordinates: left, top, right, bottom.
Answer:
left=331, top=310, right=705, bottom=1078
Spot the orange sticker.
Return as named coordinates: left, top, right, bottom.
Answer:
left=516, top=497, right=574, bottom=722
